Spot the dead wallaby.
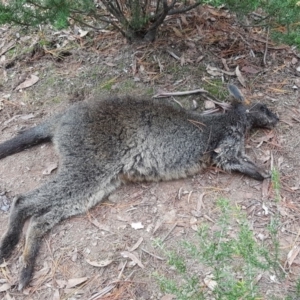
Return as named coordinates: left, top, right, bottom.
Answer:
left=0, top=85, right=278, bottom=289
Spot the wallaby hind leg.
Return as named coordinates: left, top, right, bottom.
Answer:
left=18, top=209, right=66, bottom=290
left=6, top=167, right=122, bottom=289
left=17, top=177, right=120, bottom=291
left=0, top=195, right=37, bottom=262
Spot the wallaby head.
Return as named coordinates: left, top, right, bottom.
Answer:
left=227, top=84, right=279, bottom=129
left=0, top=85, right=278, bottom=290
left=245, top=102, right=279, bottom=129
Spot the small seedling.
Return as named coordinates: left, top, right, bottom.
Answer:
left=154, top=197, right=289, bottom=299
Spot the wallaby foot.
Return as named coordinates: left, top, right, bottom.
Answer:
left=18, top=210, right=63, bottom=290
left=19, top=264, right=34, bottom=291
left=0, top=196, right=30, bottom=262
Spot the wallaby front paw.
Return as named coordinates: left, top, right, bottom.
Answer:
left=260, top=169, right=271, bottom=179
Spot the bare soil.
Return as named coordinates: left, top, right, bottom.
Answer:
left=0, top=5, right=300, bottom=300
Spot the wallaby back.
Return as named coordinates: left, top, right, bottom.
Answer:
left=0, top=88, right=278, bottom=290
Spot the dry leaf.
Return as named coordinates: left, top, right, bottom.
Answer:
left=0, top=262, right=8, bottom=267
left=0, top=283, right=10, bottom=292
left=221, top=58, right=229, bottom=71
left=278, top=156, right=284, bottom=169
left=180, top=55, right=185, bottom=66
left=85, top=258, right=113, bottom=268
left=90, top=218, right=111, bottom=232
left=287, top=246, right=300, bottom=267
left=71, top=248, right=78, bottom=262
left=235, top=66, right=246, bottom=87
left=0, top=40, right=15, bottom=56
left=196, top=55, right=204, bottom=63
left=42, top=162, right=58, bottom=175
left=4, top=293, right=14, bottom=300
left=20, top=113, right=34, bottom=120
left=206, top=65, right=235, bottom=76
left=78, top=29, right=89, bottom=37
left=241, top=66, right=260, bottom=74
left=120, top=251, right=145, bottom=268
left=56, top=279, right=67, bottom=288
left=204, top=274, right=217, bottom=290
left=66, top=277, right=88, bottom=288
left=153, top=219, right=163, bottom=234
left=131, top=222, right=144, bottom=230
left=190, top=216, right=198, bottom=231
left=139, top=65, right=145, bottom=73
left=32, top=261, right=50, bottom=279
left=292, top=57, right=298, bottom=65
left=262, top=203, right=269, bottom=215
left=260, top=150, right=271, bottom=163
left=213, top=147, right=222, bottom=153
left=157, top=57, right=164, bottom=73
left=261, top=178, right=269, bottom=200
left=191, top=225, right=198, bottom=231
left=52, top=289, right=60, bottom=300
left=254, top=273, right=263, bottom=284
left=208, top=7, right=230, bottom=18
left=128, top=237, right=143, bottom=252
left=16, top=75, right=39, bottom=90
left=270, top=274, right=278, bottom=282
left=172, top=27, right=183, bottom=38
left=105, top=62, right=117, bottom=67
left=206, top=65, right=223, bottom=76
left=257, top=233, right=265, bottom=241
left=190, top=217, right=197, bottom=225
left=180, top=15, right=188, bottom=26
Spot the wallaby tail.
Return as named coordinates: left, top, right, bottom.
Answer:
left=0, top=121, right=54, bottom=159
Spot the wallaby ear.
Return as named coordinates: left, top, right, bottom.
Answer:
left=228, top=84, right=250, bottom=105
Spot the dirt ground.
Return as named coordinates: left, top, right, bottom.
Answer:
left=0, top=5, right=300, bottom=300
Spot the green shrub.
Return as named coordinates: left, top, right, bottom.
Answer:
left=1, top=0, right=300, bottom=45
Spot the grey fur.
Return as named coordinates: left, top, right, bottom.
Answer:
left=0, top=87, right=278, bottom=289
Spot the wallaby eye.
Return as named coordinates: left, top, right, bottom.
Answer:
left=260, top=105, right=266, bottom=113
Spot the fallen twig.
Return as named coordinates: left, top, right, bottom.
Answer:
left=166, top=49, right=181, bottom=60
left=153, top=88, right=208, bottom=98
left=88, top=284, right=116, bottom=300
left=263, top=27, right=269, bottom=66
left=188, top=119, right=206, bottom=130
left=161, top=221, right=178, bottom=243
left=170, top=96, right=183, bottom=107
left=118, top=261, right=127, bottom=280
left=141, top=248, right=165, bottom=261
left=153, top=89, right=232, bottom=113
